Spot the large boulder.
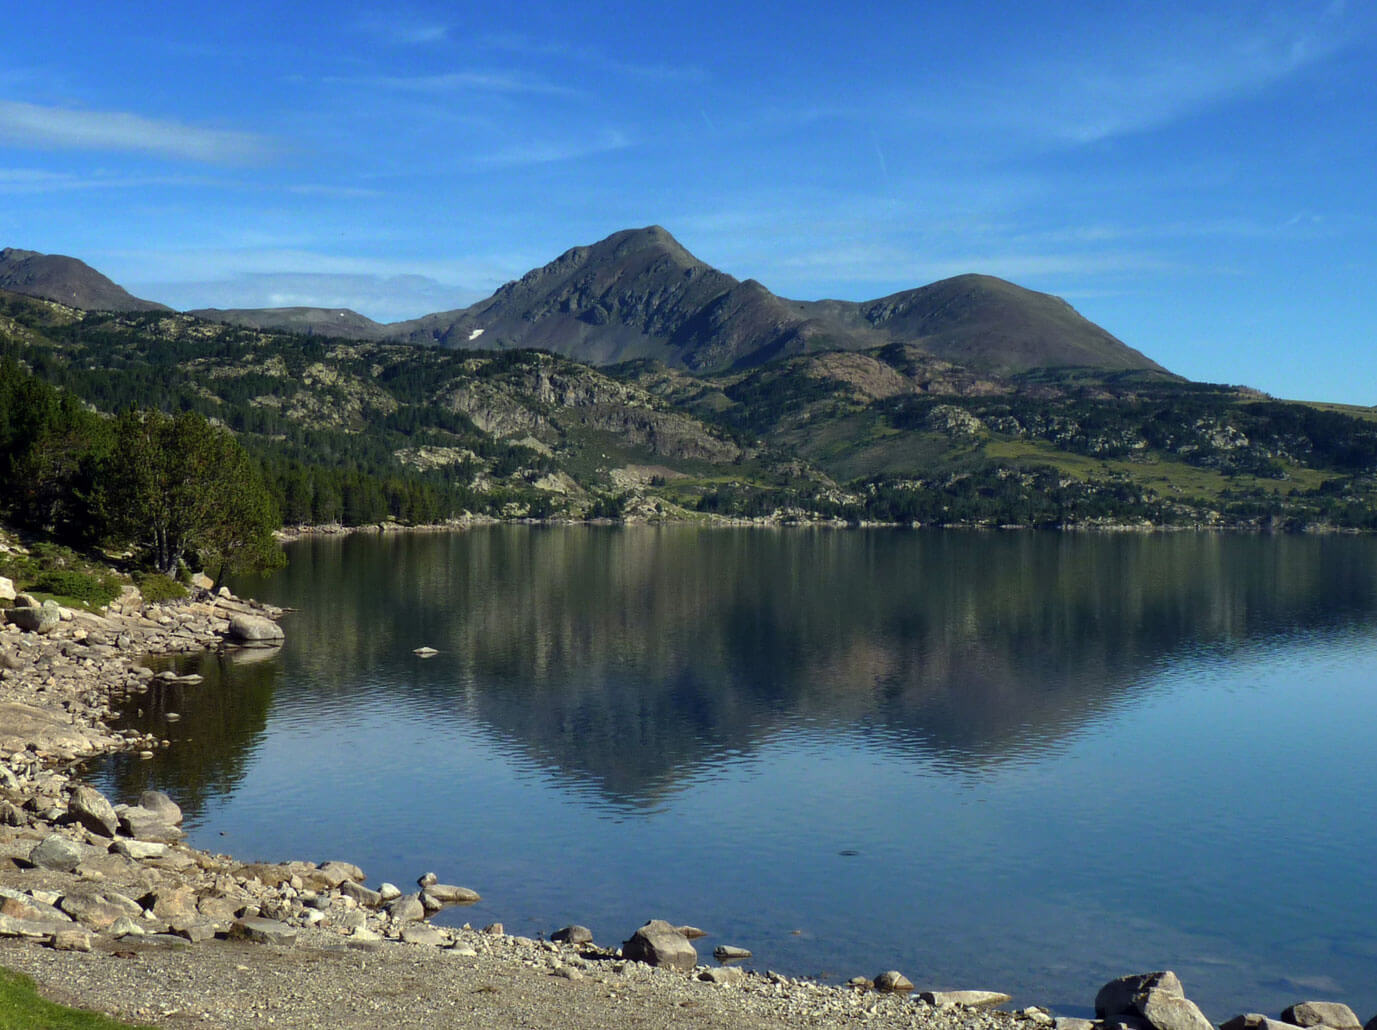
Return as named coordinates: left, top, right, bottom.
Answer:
left=0, top=577, right=14, bottom=603
left=68, top=785, right=120, bottom=837
left=28, top=835, right=84, bottom=872
left=227, top=614, right=284, bottom=644
left=117, top=805, right=183, bottom=842
left=1097, top=972, right=1185, bottom=1018
left=1096, top=972, right=1211, bottom=1030
left=58, top=888, right=142, bottom=930
left=622, top=919, right=697, bottom=972
left=387, top=894, right=425, bottom=923
left=6, top=602, right=60, bottom=635
left=1282, top=1004, right=1362, bottom=1030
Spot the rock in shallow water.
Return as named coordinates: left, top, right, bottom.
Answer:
left=227, top=614, right=284, bottom=644
left=138, top=789, right=183, bottom=826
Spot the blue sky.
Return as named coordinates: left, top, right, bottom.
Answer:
left=2, top=1, right=1374, bottom=402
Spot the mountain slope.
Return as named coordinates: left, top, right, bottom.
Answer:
left=0, top=247, right=169, bottom=312
left=388, top=226, right=823, bottom=370
left=799, top=274, right=1168, bottom=374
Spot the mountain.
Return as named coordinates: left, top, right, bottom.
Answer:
left=387, top=226, right=824, bottom=370
left=390, top=226, right=1166, bottom=375
left=172, top=226, right=1169, bottom=376
left=187, top=306, right=385, bottom=340
left=5, top=285, right=1377, bottom=532
left=0, top=247, right=169, bottom=312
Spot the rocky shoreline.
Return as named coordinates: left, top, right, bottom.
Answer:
left=2, top=588, right=1375, bottom=1029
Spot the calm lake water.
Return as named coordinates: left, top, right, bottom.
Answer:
left=95, top=527, right=1377, bottom=1019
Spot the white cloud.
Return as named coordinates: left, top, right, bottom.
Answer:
left=472, top=129, right=632, bottom=168
left=338, top=70, right=578, bottom=97
left=0, top=101, right=272, bottom=163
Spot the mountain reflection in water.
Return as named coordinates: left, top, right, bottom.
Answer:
left=96, top=528, right=1377, bottom=1019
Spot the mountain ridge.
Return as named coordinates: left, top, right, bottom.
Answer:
left=2, top=228, right=1169, bottom=376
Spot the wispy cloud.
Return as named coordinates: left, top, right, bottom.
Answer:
left=334, top=70, right=578, bottom=97
left=0, top=166, right=380, bottom=199
left=0, top=100, right=273, bottom=163
left=476, top=32, right=707, bottom=83
left=999, top=2, right=1360, bottom=143
left=472, top=130, right=632, bottom=168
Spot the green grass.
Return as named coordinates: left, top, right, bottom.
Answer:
left=982, top=437, right=1328, bottom=500
left=0, top=967, right=157, bottom=1029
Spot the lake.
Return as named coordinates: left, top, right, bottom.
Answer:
left=94, top=527, right=1377, bottom=1019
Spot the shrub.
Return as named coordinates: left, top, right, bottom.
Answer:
left=134, top=572, right=188, bottom=603
left=32, top=568, right=122, bottom=607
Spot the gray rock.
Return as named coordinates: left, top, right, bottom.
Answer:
left=377, top=882, right=402, bottom=902
left=68, top=785, right=120, bottom=837
left=143, top=885, right=200, bottom=921
left=197, top=896, right=243, bottom=920
left=49, top=928, right=93, bottom=952
left=111, top=839, right=166, bottom=860
left=621, top=919, right=697, bottom=972
left=920, top=991, right=1013, bottom=1008
left=700, top=967, right=745, bottom=985
left=1282, top=1004, right=1362, bottom=1030
left=0, top=913, right=74, bottom=939
left=387, top=894, right=425, bottom=923
left=339, top=881, right=383, bottom=908
left=117, top=805, right=183, bottom=842
left=227, top=614, right=284, bottom=643
left=551, top=925, right=594, bottom=945
left=0, top=576, right=14, bottom=603
left=875, top=970, right=915, bottom=993
left=552, top=964, right=584, bottom=981
left=1096, top=972, right=1185, bottom=1019
left=417, top=872, right=438, bottom=887
left=229, top=917, right=297, bottom=946
left=319, top=860, right=365, bottom=883
left=676, top=924, right=708, bottom=940
left=400, top=923, right=446, bottom=946
left=107, top=916, right=147, bottom=938
left=1055, top=1019, right=1098, bottom=1030
left=58, top=889, right=141, bottom=930
left=713, top=945, right=752, bottom=962
left=13, top=592, right=39, bottom=607
left=0, top=889, right=70, bottom=923
left=421, top=883, right=480, bottom=906
left=137, top=790, right=183, bottom=825
left=1139, top=990, right=1214, bottom=1030
left=7, top=604, right=60, bottom=634
left=28, top=834, right=84, bottom=872
left=171, top=920, right=218, bottom=943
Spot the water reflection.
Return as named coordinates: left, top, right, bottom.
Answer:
left=104, top=528, right=1377, bottom=813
